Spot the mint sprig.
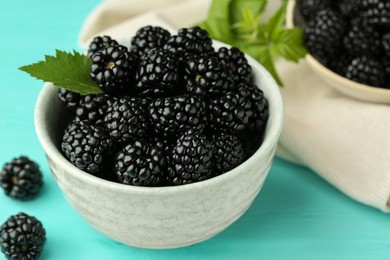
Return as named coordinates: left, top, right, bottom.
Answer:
left=19, top=50, right=102, bottom=95
left=199, top=0, right=307, bottom=86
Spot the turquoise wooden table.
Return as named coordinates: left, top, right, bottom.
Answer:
left=1, top=1, right=389, bottom=259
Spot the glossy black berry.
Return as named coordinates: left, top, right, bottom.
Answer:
left=135, top=48, right=180, bottom=96
left=115, top=140, right=165, bottom=186
left=61, top=120, right=114, bottom=174
left=299, top=0, right=332, bottom=21
left=208, top=88, right=253, bottom=133
left=104, top=97, right=149, bottom=144
left=184, top=57, right=234, bottom=96
left=304, top=9, right=346, bottom=63
left=130, top=26, right=171, bottom=58
left=90, top=45, right=137, bottom=94
left=345, top=56, right=386, bottom=87
left=57, top=88, right=80, bottom=111
left=0, top=156, right=43, bottom=200
left=87, top=35, right=119, bottom=57
left=166, top=130, right=213, bottom=185
left=0, top=213, right=46, bottom=260
left=75, top=94, right=116, bottom=126
left=217, top=47, right=252, bottom=84
left=163, top=26, right=214, bottom=57
left=211, top=133, right=244, bottom=174
left=148, top=94, right=206, bottom=138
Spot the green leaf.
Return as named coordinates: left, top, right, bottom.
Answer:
left=265, top=0, right=288, bottom=39
left=230, top=0, right=267, bottom=25
left=271, top=28, right=308, bottom=63
left=19, top=50, right=102, bottom=95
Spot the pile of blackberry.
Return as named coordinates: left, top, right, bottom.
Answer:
left=59, top=26, right=269, bottom=187
left=299, top=0, right=390, bottom=88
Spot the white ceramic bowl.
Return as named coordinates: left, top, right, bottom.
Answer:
left=286, top=0, right=390, bottom=104
left=34, top=41, right=284, bottom=249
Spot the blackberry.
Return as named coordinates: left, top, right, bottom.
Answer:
left=217, top=47, right=252, bottom=84
left=338, top=0, right=363, bottom=17
left=184, top=57, right=234, bottom=96
left=342, top=18, right=381, bottom=56
left=87, top=35, right=119, bottom=57
left=208, top=88, right=253, bottom=133
left=240, top=83, right=269, bottom=132
left=163, top=26, right=214, bottom=58
left=304, top=9, right=346, bottom=63
left=75, top=94, right=115, bottom=126
left=134, top=48, right=180, bottom=96
left=345, top=56, right=386, bottom=87
left=0, top=213, right=46, bottom=260
left=0, top=156, right=43, bottom=200
left=90, top=45, right=137, bottom=94
left=61, top=120, right=114, bottom=174
left=104, top=97, right=149, bottom=144
left=238, top=130, right=265, bottom=160
left=299, top=0, right=331, bottom=21
left=114, top=140, right=165, bottom=186
left=362, top=0, right=390, bottom=27
left=130, top=26, right=171, bottom=58
left=383, top=33, right=390, bottom=56
left=328, top=53, right=354, bottom=76
left=148, top=94, right=206, bottom=138
left=211, top=133, right=244, bottom=174
left=57, top=88, right=80, bottom=111
left=151, top=136, right=174, bottom=156
left=166, top=130, right=213, bottom=185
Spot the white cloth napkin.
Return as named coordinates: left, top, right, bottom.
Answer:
left=79, top=0, right=390, bottom=212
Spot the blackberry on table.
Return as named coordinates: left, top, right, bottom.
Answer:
left=208, top=88, right=253, bottom=133
left=115, top=140, right=165, bottom=186
left=299, top=0, right=332, bottom=22
left=104, top=97, right=149, bottom=144
left=304, top=9, right=346, bottom=63
left=163, top=26, right=214, bottom=58
left=0, top=213, right=46, bottom=260
left=61, top=120, right=114, bottom=174
left=0, top=156, right=43, bottom=200
left=166, top=130, right=213, bottom=185
left=90, top=45, right=137, bottom=94
left=148, top=94, right=206, bottom=138
left=75, top=94, right=116, bottom=126
left=217, top=47, right=252, bottom=84
left=57, top=88, right=80, bottom=111
left=130, top=26, right=171, bottom=58
left=135, top=48, right=180, bottom=96
left=211, top=133, right=244, bottom=174
left=345, top=56, right=386, bottom=87
left=184, top=57, right=234, bottom=96
left=87, top=35, right=119, bottom=57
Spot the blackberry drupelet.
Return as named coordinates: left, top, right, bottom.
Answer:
left=104, top=97, right=149, bottom=144
left=0, top=213, right=46, bottom=260
left=345, top=56, right=386, bottom=87
left=328, top=53, right=354, bottom=76
left=61, top=120, right=114, bottom=174
left=130, top=26, right=171, bottom=58
left=90, top=45, right=137, bottom=94
left=184, top=57, right=234, bottom=96
left=135, top=48, right=180, bottom=96
left=217, top=47, right=252, bottom=84
left=166, top=130, right=213, bottom=185
left=163, top=26, right=214, bottom=58
left=115, top=140, right=165, bottom=186
left=208, top=88, right=253, bottom=133
left=304, top=9, right=346, bottom=63
left=148, top=94, right=206, bottom=138
left=362, top=0, right=390, bottom=27
left=211, top=133, right=244, bottom=173
left=299, top=0, right=331, bottom=21
left=342, top=18, right=381, bottom=56
left=87, top=35, right=119, bottom=57
left=75, top=94, right=116, bottom=126
left=240, top=83, right=269, bottom=132
left=0, top=156, right=43, bottom=200
left=57, top=88, right=80, bottom=111
left=151, top=136, right=174, bottom=156
left=338, top=0, right=363, bottom=17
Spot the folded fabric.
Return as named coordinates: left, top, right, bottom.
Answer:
left=79, top=0, right=390, bottom=212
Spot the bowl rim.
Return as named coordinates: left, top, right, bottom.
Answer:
left=286, top=0, right=390, bottom=96
left=34, top=40, right=284, bottom=194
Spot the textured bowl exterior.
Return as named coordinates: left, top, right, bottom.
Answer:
left=34, top=41, right=284, bottom=249
left=286, top=0, right=390, bottom=104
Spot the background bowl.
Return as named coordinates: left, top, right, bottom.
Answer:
left=34, top=41, right=284, bottom=249
left=286, top=0, right=390, bottom=104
